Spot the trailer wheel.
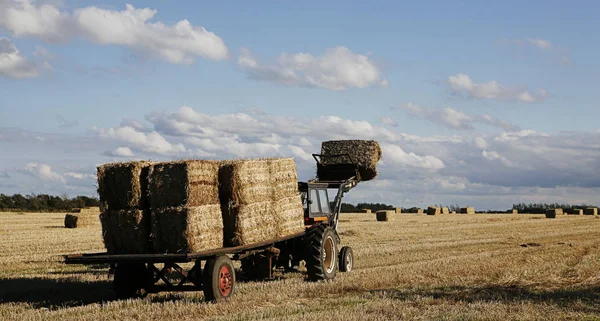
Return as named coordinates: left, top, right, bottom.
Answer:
left=114, top=263, right=151, bottom=299
left=305, top=224, right=338, bottom=281
left=203, top=255, right=236, bottom=302
left=339, top=246, right=353, bottom=272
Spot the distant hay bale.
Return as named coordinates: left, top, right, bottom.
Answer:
left=152, top=205, right=223, bottom=253
left=570, top=209, right=583, bottom=215
left=417, top=208, right=424, bottom=214
left=460, top=207, right=475, bottom=214
left=583, top=208, right=598, bottom=215
left=219, top=158, right=303, bottom=247
left=64, top=213, right=97, bottom=228
left=362, top=209, right=372, bottom=214
left=451, top=211, right=457, bottom=214
left=545, top=208, right=563, bottom=218
left=376, top=210, right=392, bottom=222
left=148, top=160, right=220, bottom=209
left=442, top=207, right=449, bottom=215
left=395, top=207, right=402, bottom=214
left=80, top=207, right=100, bottom=215
left=100, top=209, right=152, bottom=254
left=318, top=140, right=382, bottom=181
left=427, top=206, right=440, bottom=215
left=512, top=209, right=518, bottom=214
left=97, top=161, right=153, bottom=210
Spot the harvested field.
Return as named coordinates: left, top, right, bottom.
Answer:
left=318, top=140, right=382, bottom=181
left=2, top=212, right=600, bottom=320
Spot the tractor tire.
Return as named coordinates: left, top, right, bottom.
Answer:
left=113, top=263, right=152, bottom=300
left=339, top=246, right=354, bottom=272
left=203, top=255, right=236, bottom=302
left=305, top=224, right=338, bottom=281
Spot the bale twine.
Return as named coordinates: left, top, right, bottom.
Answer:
left=583, top=208, right=598, bottom=215
left=376, top=210, right=392, bottom=222
left=427, top=206, right=440, bottom=216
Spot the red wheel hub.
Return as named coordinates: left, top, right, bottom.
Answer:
left=218, top=265, right=232, bottom=297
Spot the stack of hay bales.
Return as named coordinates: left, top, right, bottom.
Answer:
left=460, top=207, right=475, bottom=215
left=583, top=208, right=598, bottom=215
left=148, top=160, right=223, bottom=253
left=546, top=208, right=563, bottom=218
left=317, top=140, right=382, bottom=181
left=376, top=210, right=392, bottom=222
left=97, top=161, right=153, bottom=254
left=395, top=207, right=402, bottom=214
left=219, top=158, right=304, bottom=247
left=442, top=207, right=449, bottom=215
left=427, top=206, right=440, bottom=215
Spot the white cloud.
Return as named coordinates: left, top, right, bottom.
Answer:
left=20, top=162, right=65, bottom=183
left=382, top=144, right=445, bottom=170
left=381, top=117, right=398, bottom=127
left=0, top=1, right=228, bottom=64
left=238, top=46, right=386, bottom=90
left=527, top=38, right=553, bottom=50
left=93, top=126, right=186, bottom=155
left=474, top=137, right=488, bottom=149
left=64, top=172, right=94, bottom=180
left=447, top=73, right=549, bottom=103
left=105, top=146, right=135, bottom=157
left=0, top=36, right=40, bottom=79
left=397, top=103, right=519, bottom=131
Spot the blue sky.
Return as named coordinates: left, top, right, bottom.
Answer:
left=1, top=0, right=599, bottom=209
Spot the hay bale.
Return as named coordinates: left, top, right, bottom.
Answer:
left=80, top=207, right=100, bottom=215
left=361, top=209, right=372, bottom=214
left=460, top=207, right=475, bottom=214
left=152, top=205, right=223, bottom=253
left=584, top=208, right=598, bottom=215
left=318, top=140, right=382, bottom=181
left=97, top=161, right=153, bottom=210
left=148, top=160, right=220, bottom=209
left=512, top=209, right=518, bottom=214
left=451, top=211, right=457, bottom=214
left=442, top=207, right=449, bottom=215
left=64, top=213, right=97, bottom=228
left=219, top=158, right=302, bottom=247
left=427, top=206, right=440, bottom=215
left=100, top=209, right=152, bottom=254
left=376, top=210, right=392, bottom=222
left=417, top=208, right=424, bottom=214
left=546, top=208, right=562, bottom=218
left=395, top=207, right=402, bottom=214
left=570, top=209, right=583, bottom=215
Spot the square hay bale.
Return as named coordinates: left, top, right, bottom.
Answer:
left=151, top=205, right=223, bottom=253
left=546, top=208, right=562, bottom=218
left=318, top=140, right=382, bottom=181
left=80, top=207, right=100, bottom=215
left=584, top=208, right=598, bottom=215
left=460, top=207, right=475, bottom=214
left=361, top=209, right=372, bottom=214
left=570, top=209, right=583, bottom=215
left=451, top=211, right=457, bottom=214
left=148, top=160, right=220, bottom=209
left=427, top=206, right=440, bottom=215
left=376, top=210, right=392, bottom=222
left=395, top=207, right=402, bottom=214
left=97, top=161, right=153, bottom=210
left=417, top=208, right=424, bottom=214
left=219, top=158, right=301, bottom=247
left=273, top=195, right=305, bottom=238
left=64, top=213, right=97, bottom=228
left=100, top=209, right=152, bottom=254
left=442, top=207, right=449, bottom=214
left=512, top=209, right=518, bottom=214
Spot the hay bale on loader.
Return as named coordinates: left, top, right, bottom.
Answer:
left=460, top=207, right=475, bottom=215
left=376, top=210, right=392, bottom=222
left=148, top=160, right=223, bottom=253
left=219, top=158, right=304, bottom=247
left=584, top=208, right=598, bottom=215
left=318, top=140, right=382, bottom=181
left=64, top=213, right=97, bottom=228
left=546, top=208, right=563, bottom=218
left=427, top=206, right=440, bottom=215
left=97, top=161, right=154, bottom=254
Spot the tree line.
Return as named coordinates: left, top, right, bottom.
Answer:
left=511, top=203, right=597, bottom=214
left=0, top=194, right=100, bottom=212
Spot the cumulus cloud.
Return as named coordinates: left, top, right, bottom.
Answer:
left=0, top=1, right=228, bottom=64
left=447, top=73, right=549, bottom=103
left=105, top=146, right=135, bottom=157
left=527, top=38, right=553, bottom=50
left=381, top=117, right=398, bottom=127
left=382, top=144, right=445, bottom=170
left=0, top=36, right=41, bottom=78
left=20, top=162, right=65, bottom=183
left=396, top=103, right=520, bottom=131
left=238, top=46, right=387, bottom=90
left=93, top=125, right=186, bottom=155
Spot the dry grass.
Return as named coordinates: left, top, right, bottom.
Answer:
left=2, top=212, right=600, bottom=320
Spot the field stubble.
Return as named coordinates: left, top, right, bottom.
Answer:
left=1, top=212, right=600, bottom=320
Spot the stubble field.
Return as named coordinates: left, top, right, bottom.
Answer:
left=1, top=211, right=600, bottom=320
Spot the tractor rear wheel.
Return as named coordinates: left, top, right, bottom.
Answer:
left=203, top=255, right=236, bottom=302
left=305, top=224, right=338, bottom=281
left=339, top=246, right=354, bottom=272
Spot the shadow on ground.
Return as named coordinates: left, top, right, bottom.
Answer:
left=0, top=277, right=115, bottom=309
left=366, top=285, right=600, bottom=313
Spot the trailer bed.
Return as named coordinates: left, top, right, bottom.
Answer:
left=64, top=230, right=305, bottom=264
